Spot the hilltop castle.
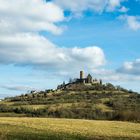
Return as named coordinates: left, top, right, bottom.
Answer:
left=76, top=71, right=100, bottom=84
left=57, top=71, right=102, bottom=90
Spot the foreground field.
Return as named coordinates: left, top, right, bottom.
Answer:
left=0, top=117, right=140, bottom=140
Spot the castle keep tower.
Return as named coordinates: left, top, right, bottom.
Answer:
left=80, top=71, right=84, bottom=79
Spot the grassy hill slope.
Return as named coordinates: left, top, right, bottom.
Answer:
left=0, top=86, right=140, bottom=121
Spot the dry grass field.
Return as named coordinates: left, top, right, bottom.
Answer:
left=0, top=117, right=140, bottom=140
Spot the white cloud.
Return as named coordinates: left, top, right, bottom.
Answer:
left=0, top=0, right=65, bottom=35
left=53, top=0, right=126, bottom=15
left=107, top=0, right=121, bottom=11
left=127, top=16, right=140, bottom=30
left=89, top=68, right=140, bottom=84
left=54, top=0, right=107, bottom=13
left=117, top=59, right=140, bottom=75
left=119, top=6, right=128, bottom=13
left=0, top=0, right=106, bottom=73
left=70, top=47, right=105, bottom=68
left=1, top=85, right=36, bottom=91
left=0, top=32, right=106, bottom=71
left=119, top=15, right=140, bottom=30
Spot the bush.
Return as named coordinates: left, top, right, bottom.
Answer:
left=113, top=111, right=140, bottom=122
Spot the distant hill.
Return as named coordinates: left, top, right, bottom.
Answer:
left=0, top=71, right=140, bottom=122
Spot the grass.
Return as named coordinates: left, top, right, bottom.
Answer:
left=95, top=103, right=113, bottom=112
left=20, top=105, right=47, bottom=110
left=0, top=113, right=26, bottom=117
left=0, top=117, right=140, bottom=140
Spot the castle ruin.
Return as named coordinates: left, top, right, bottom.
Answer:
left=57, top=71, right=101, bottom=90
left=76, top=70, right=99, bottom=84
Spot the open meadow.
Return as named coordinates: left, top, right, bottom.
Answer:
left=0, top=117, right=140, bottom=140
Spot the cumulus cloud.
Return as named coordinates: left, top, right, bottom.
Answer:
left=53, top=0, right=127, bottom=15
left=117, top=59, right=140, bottom=75
left=0, top=33, right=105, bottom=71
left=119, top=15, right=140, bottom=30
left=0, top=0, right=65, bottom=35
left=0, top=0, right=106, bottom=73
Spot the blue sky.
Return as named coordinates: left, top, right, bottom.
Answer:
left=0, top=0, right=140, bottom=98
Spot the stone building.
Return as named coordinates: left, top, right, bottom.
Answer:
left=76, top=71, right=99, bottom=84
left=57, top=71, right=101, bottom=90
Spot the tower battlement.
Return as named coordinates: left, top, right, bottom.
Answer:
left=80, top=71, right=84, bottom=79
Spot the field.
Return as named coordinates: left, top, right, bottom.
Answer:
left=0, top=117, right=140, bottom=140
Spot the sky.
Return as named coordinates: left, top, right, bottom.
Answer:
left=0, top=0, right=140, bottom=98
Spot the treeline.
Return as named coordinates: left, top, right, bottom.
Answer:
left=0, top=103, right=140, bottom=122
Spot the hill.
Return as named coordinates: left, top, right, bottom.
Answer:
left=0, top=85, right=140, bottom=121
left=0, top=71, right=140, bottom=121
left=0, top=117, right=140, bottom=140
